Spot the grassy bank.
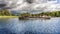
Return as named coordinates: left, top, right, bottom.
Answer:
left=0, top=16, right=18, bottom=18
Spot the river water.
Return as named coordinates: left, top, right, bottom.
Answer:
left=0, top=18, right=60, bottom=34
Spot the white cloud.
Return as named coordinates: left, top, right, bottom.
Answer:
left=0, top=0, right=60, bottom=11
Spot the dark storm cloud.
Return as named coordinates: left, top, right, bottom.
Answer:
left=26, top=0, right=33, bottom=4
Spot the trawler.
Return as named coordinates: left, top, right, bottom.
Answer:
left=19, top=15, right=51, bottom=20
left=19, top=16, right=29, bottom=20
left=40, top=15, right=51, bottom=19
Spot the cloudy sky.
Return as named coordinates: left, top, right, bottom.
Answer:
left=1, top=0, right=60, bottom=11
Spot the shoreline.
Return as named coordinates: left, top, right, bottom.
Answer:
left=0, top=16, right=60, bottom=18
left=0, top=16, right=18, bottom=18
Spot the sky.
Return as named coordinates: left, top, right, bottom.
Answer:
left=0, top=0, right=60, bottom=12
left=57, top=0, right=60, bottom=3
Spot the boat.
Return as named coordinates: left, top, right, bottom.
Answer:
left=19, top=16, right=29, bottom=20
left=40, top=15, right=51, bottom=19
left=41, top=17, right=50, bottom=19
left=19, top=15, right=51, bottom=20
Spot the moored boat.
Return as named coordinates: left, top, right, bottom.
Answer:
left=19, top=16, right=29, bottom=20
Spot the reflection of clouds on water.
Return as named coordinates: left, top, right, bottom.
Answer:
left=5, top=18, right=25, bottom=33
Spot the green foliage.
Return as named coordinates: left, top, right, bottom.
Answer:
left=20, top=11, right=60, bottom=17
left=40, top=11, right=60, bottom=17
left=0, top=9, right=11, bottom=16
left=20, top=12, right=31, bottom=17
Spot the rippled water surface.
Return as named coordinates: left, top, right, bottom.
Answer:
left=0, top=18, right=60, bottom=34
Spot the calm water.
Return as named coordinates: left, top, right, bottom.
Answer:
left=0, top=18, right=60, bottom=34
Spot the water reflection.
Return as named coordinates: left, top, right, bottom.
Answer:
left=0, top=18, right=60, bottom=34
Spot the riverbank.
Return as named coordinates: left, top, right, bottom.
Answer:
left=0, top=16, right=18, bottom=18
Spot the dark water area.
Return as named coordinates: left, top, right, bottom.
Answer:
left=0, top=18, right=60, bottom=34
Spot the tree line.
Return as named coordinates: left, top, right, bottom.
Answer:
left=40, top=11, right=60, bottom=17
left=0, top=9, right=11, bottom=16
left=0, top=9, right=60, bottom=17
left=19, top=11, right=60, bottom=17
